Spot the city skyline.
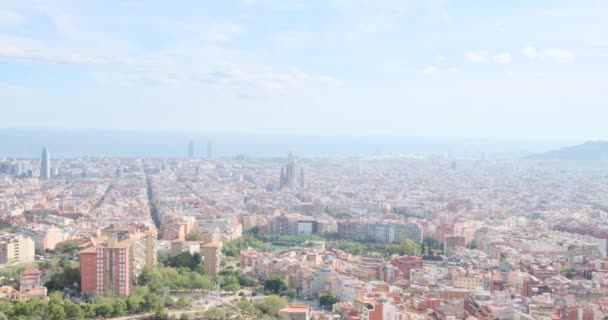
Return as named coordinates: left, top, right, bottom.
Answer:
left=0, top=128, right=584, bottom=159
left=0, top=1, right=607, bottom=140
left=2, top=1, right=608, bottom=319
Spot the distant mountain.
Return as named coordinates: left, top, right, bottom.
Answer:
left=532, top=141, right=608, bottom=161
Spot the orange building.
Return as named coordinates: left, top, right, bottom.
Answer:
left=80, top=237, right=131, bottom=296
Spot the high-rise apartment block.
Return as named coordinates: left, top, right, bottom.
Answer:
left=0, top=234, right=35, bottom=264
left=444, top=234, right=466, bottom=256
left=337, top=220, right=423, bottom=243
left=201, top=233, right=222, bottom=277
left=79, top=225, right=157, bottom=296
left=261, top=214, right=319, bottom=236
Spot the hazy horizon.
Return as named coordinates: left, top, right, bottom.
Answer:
left=0, top=128, right=583, bottom=159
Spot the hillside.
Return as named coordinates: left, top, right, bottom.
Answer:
left=532, top=141, right=608, bottom=161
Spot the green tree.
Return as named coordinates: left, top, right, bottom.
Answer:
left=0, top=302, right=14, bottom=318
left=16, top=298, right=47, bottom=318
left=399, top=238, right=421, bottom=256
left=189, top=272, right=214, bottom=290
left=203, top=307, right=227, bottom=320
left=319, top=295, right=339, bottom=307
left=221, top=275, right=240, bottom=293
left=45, top=265, right=81, bottom=291
left=153, top=304, right=166, bottom=320
left=112, top=299, right=127, bottom=317
left=166, top=252, right=202, bottom=271
left=263, top=276, right=287, bottom=295
left=561, top=266, right=576, bottom=279
left=48, top=303, right=66, bottom=320
left=81, top=304, right=97, bottom=318
left=185, top=232, right=206, bottom=241
left=127, top=293, right=144, bottom=313
left=222, top=235, right=269, bottom=257
left=175, top=296, right=192, bottom=310
left=235, top=300, right=260, bottom=317
left=95, top=303, right=114, bottom=318
left=64, top=301, right=84, bottom=320
left=284, top=288, right=296, bottom=299
left=254, top=295, right=288, bottom=316
left=143, top=293, right=161, bottom=311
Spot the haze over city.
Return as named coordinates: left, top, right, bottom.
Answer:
left=2, top=1, right=608, bottom=320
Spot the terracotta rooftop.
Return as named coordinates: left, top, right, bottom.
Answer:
left=280, top=304, right=310, bottom=314
left=21, top=268, right=42, bottom=276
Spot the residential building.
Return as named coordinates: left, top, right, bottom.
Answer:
left=201, top=233, right=222, bottom=277
left=79, top=225, right=156, bottom=296
left=0, top=234, right=35, bottom=264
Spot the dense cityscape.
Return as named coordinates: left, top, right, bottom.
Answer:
left=0, top=143, right=607, bottom=320
left=2, top=0, right=607, bottom=318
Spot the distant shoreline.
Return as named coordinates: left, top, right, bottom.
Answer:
left=0, top=128, right=576, bottom=159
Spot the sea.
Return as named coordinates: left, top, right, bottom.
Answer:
left=0, top=128, right=575, bottom=159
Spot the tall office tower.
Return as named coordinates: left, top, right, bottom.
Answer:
left=299, top=167, right=306, bottom=189
left=280, top=167, right=286, bottom=186
left=188, top=140, right=195, bottom=158
left=40, top=146, right=50, bottom=179
left=207, top=140, right=213, bottom=159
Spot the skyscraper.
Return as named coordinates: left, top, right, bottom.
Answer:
left=207, top=140, right=213, bottom=159
left=299, top=167, right=306, bottom=189
left=40, top=146, right=50, bottom=179
left=188, top=140, right=195, bottom=158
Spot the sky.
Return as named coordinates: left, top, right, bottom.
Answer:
left=0, top=0, right=607, bottom=140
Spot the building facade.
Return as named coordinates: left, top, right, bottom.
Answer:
left=0, top=234, right=35, bottom=265
left=40, top=146, right=50, bottom=179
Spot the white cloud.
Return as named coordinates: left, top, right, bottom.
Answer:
left=465, top=51, right=488, bottom=63
left=545, top=48, right=576, bottom=63
left=521, top=47, right=543, bottom=60
left=0, top=32, right=338, bottom=98
left=423, top=65, right=439, bottom=75
left=0, top=41, right=109, bottom=65
left=521, top=47, right=576, bottom=63
left=493, top=52, right=512, bottom=64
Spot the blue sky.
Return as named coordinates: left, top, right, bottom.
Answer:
left=0, top=0, right=607, bottom=140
